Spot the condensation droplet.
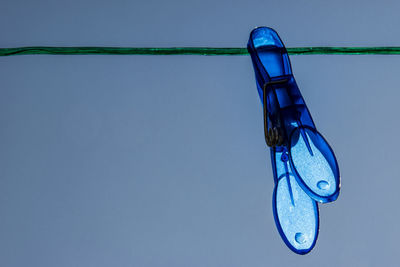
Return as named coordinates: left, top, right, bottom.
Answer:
left=295, top=232, right=306, bottom=244
left=317, top=180, right=330, bottom=190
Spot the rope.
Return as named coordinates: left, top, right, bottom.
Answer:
left=1, top=46, right=400, bottom=56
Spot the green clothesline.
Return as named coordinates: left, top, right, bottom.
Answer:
left=2, top=46, right=400, bottom=56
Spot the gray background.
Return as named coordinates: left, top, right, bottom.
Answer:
left=1, top=0, right=399, bottom=266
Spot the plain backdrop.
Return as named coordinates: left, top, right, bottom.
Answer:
left=1, top=0, right=400, bottom=266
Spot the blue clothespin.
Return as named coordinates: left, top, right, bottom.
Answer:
left=247, top=27, right=341, bottom=254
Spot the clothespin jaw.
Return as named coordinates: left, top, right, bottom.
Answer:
left=248, top=27, right=340, bottom=254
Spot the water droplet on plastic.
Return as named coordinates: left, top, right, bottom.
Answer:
left=281, top=152, right=289, bottom=162
left=295, top=232, right=306, bottom=244
left=317, top=180, right=330, bottom=190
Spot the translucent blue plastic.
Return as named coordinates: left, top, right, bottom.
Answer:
left=272, top=149, right=319, bottom=254
left=248, top=27, right=340, bottom=254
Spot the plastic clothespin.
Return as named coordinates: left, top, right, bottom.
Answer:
left=247, top=27, right=341, bottom=254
